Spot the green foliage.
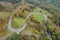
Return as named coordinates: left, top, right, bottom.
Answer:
left=6, top=34, right=22, bottom=40
left=39, top=32, right=51, bottom=40
left=0, top=4, right=5, bottom=11
left=0, top=0, right=60, bottom=40
left=8, top=0, right=20, bottom=3
left=12, top=17, right=25, bottom=29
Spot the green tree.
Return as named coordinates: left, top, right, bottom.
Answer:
left=6, top=34, right=22, bottom=40
left=8, top=0, right=20, bottom=3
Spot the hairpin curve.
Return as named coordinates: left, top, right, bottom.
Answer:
left=7, top=12, right=47, bottom=34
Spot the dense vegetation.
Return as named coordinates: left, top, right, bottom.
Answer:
left=0, top=0, right=60, bottom=40
left=0, top=0, right=60, bottom=7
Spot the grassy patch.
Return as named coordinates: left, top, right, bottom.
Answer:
left=33, top=14, right=44, bottom=22
left=12, top=17, right=25, bottom=29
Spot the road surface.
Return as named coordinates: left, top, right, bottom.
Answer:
left=7, top=12, right=47, bottom=33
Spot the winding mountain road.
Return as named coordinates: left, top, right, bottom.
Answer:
left=7, top=12, right=47, bottom=33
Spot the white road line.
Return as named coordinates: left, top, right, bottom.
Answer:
left=7, top=12, right=47, bottom=33
left=7, top=16, right=27, bottom=32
